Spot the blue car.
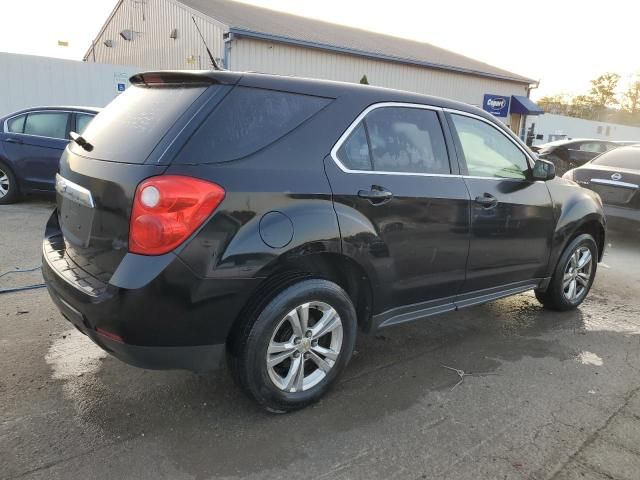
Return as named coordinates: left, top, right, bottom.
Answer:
left=0, top=106, right=100, bottom=204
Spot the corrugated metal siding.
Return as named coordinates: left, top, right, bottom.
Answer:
left=229, top=38, right=528, bottom=107
left=0, top=52, right=140, bottom=117
left=86, top=0, right=227, bottom=70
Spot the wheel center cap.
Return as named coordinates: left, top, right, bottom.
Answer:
left=299, top=337, right=312, bottom=352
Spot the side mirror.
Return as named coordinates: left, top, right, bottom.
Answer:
left=532, top=158, right=555, bottom=181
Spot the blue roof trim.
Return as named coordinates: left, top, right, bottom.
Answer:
left=511, top=95, right=544, bottom=115
left=229, top=27, right=535, bottom=85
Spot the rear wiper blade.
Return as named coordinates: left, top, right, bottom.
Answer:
left=69, top=131, right=94, bottom=152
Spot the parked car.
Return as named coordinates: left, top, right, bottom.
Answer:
left=0, top=106, right=100, bottom=204
left=563, top=145, right=640, bottom=226
left=531, top=138, right=619, bottom=175
left=43, top=71, right=606, bottom=412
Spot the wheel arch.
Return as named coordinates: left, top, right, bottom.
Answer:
left=227, top=252, right=375, bottom=351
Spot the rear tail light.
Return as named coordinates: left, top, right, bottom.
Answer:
left=129, top=175, right=225, bottom=255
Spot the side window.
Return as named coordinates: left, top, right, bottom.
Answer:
left=365, top=107, right=450, bottom=174
left=6, top=115, right=26, bottom=133
left=336, top=123, right=372, bottom=170
left=23, top=112, right=70, bottom=139
left=579, top=142, right=603, bottom=153
left=75, top=114, right=95, bottom=135
left=178, top=86, right=331, bottom=164
left=450, top=114, right=529, bottom=180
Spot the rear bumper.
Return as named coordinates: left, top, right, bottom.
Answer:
left=45, top=282, right=225, bottom=370
left=42, top=211, right=261, bottom=372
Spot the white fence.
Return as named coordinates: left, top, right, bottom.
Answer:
left=526, top=113, right=640, bottom=146
left=0, top=52, right=141, bottom=117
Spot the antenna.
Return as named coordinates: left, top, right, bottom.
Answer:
left=191, top=16, right=223, bottom=70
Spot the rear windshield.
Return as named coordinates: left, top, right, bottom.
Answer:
left=70, top=84, right=207, bottom=163
left=591, top=148, right=640, bottom=170
left=175, top=86, right=331, bottom=164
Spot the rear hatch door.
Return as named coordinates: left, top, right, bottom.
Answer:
left=53, top=72, right=238, bottom=283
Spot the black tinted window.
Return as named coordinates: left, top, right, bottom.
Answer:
left=337, top=123, right=372, bottom=170
left=24, top=112, right=69, bottom=139
left=365, top=107, right=449, bottom=174
left=592, top=148, right=640, bottom=169
left=7, top=114, right=26, bottom=133
left=179, top=87, right=330, bottom=164
left=72, top=84, right=206, bottom=163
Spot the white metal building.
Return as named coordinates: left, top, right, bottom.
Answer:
left=526, top=113, right=640, bottom=146
left=0, top=52, right=140, bottom=117
left=84, top=0, right=542, bottom=133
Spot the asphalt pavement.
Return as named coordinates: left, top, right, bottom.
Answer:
left=2, top=198, right=640, bottom=480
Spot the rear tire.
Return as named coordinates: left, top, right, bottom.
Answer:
left=535, top=233, right=597, bottom=311
left=228, top=278, right=357, bottom=413
left=0, top=160, right=19, bottom=204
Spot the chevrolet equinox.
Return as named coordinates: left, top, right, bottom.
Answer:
left=43, top=71, right=606, bottom=412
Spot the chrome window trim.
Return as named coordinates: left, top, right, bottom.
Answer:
left=443, top=108, right=537, bottom=169
left=590, top=178, right=639, bottom=189
left=3, top=109, right=81, bottom=140
left=330, top=102, right=537, bottom=181
left=330, top=102, right=460, bottom=178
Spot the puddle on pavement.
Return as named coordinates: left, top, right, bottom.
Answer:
left=45, top=328, right=106, bottom=380
left=45, top=328, right=111, bottom=434
left=577, top=351, right=603, bottom=366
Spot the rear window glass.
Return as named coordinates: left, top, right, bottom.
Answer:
left=7, top=114, right=26, bottom=133
left=71, top=84, right=206, bottom=163
left=592, top=148, right=640, bottom=170
left=176, top=86, right=331, bottom=164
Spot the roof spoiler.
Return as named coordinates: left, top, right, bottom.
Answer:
left=129, top=70, right=243, bottom=87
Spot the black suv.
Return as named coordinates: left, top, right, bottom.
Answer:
left=43, top=71, right=606, bottom=412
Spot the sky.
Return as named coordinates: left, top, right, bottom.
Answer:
left=1, top=0, right=639, bottom=99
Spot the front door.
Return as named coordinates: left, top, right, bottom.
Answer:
left=325, top=105, right=471, bottom=317
left=446, top=111, right=555, bottom=293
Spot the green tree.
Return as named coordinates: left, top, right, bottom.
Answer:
left=622, top=78, right=640, bottom=116
left=588, top=72, right=620, bottom=119
left=568, top=95, right=597, bottom=120
left=359, top=75, right=369, bottom=85
left=537, top=94, right=571, bottom=115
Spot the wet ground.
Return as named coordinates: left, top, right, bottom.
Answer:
left=2, top=198, right=640, bottom=480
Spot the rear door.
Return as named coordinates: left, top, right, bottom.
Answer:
left=2, top=110, right=70, bottom=191
left=325, top=104, right=470, bottom=316
left=446, top=111, right=554, bottom=294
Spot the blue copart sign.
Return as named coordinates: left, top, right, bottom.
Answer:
left=482, top=94, right=510, bottom=117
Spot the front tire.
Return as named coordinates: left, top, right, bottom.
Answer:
left=0, top=160, right=19, bottom=204
left=535, top=233, right=597, bottom=311
left=229, top=278, right=357, bottom=413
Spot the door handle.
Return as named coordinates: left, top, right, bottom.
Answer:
left=358, top=185, right=393, bottom=205
left=5, top=137, right=23, bottom=144
left=474, top=193, right=498, bottom=209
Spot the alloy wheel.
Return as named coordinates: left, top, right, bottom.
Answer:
left=0, top=168, right=9, bottom=198
left=562, top=246, right=593, bottom=302
left=266, top=301, right=343, bottom=393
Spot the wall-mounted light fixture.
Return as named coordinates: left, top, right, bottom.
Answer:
left=104, top=39, right=113, bottom=47
left=119, top=29, right=134, bottom=41
left=170, top=28, right=178, bottom=40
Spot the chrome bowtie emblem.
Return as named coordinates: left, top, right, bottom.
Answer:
left=611, top=172, right=622, bottom=181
